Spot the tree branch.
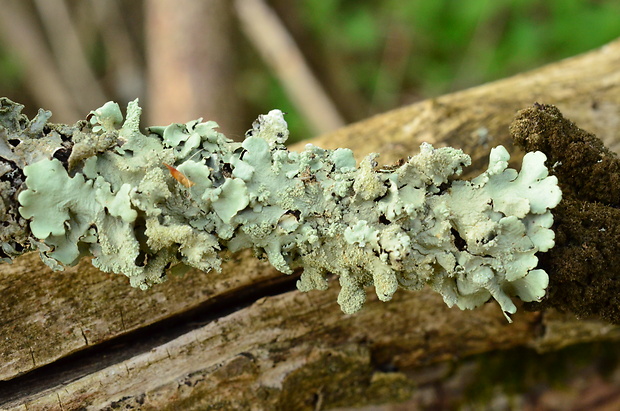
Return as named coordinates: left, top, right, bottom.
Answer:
left=1, top=39, right=620, bottom=410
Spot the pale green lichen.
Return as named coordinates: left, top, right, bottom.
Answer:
left=3, top=99, right=562, bottom=320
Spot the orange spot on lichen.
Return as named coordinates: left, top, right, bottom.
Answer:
left=163, top=163, right=195, bottom=188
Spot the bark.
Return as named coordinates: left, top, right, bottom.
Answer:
left=1, top=39, right=620, bottom=410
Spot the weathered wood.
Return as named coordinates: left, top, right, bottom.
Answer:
left=0, top=251, right=283, bottom=382
left=1, top=39, right=620, bottom=409
left=3, top=287, right=619, bottom=410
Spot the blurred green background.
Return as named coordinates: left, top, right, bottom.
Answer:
left=0, top=0, right=619, bottom=143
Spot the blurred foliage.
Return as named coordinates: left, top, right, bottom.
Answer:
left=0, top=0, right=619, bottom=143
left=299, top=0, right=620, bottom=101
left=269, top=0, right=620, bottom=142
left=462, top=341, right=620, bottom=408
left=0, top=45, right=24, bottom=95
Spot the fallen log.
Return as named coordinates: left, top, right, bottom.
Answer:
left=1, top=38, right=620, bottom=410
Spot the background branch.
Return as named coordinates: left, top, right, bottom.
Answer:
left=0, top=0, right=79, bottom=122
left=33, top=0, right=107, bottom=111
left=234, top=0, right=345, bottom=135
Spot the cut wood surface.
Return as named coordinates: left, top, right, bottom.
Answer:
left=1, top=39, right=620, bottom=410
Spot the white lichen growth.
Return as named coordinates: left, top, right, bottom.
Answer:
left=14, top=100, right=561, bottom=320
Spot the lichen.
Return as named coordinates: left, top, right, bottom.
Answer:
left=1, top=99, right=562, bottom=320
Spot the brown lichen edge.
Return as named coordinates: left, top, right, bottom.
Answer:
left=511, top=103, right=620, bottom=323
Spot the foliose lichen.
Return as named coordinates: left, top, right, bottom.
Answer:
left=1, top=98, right=561, bottom=320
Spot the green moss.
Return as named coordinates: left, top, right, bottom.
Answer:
left=462, top=342, right=620, bottom=407
left=511, top=104, right=620, bottom=324
left=277, top=345, right=414, bottom=410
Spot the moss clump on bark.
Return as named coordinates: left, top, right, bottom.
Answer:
left=510, top=103, right=620, bottom=324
